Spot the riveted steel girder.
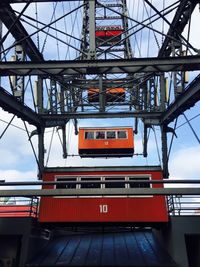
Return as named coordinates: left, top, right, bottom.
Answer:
left=159, top=0, right=198, bottom=57
left=0, top=86, right=43, bottom=127
left=162, top=74, right=200, bottom=125
left=42, top=111, right=161, bottom=127
left=0, top=56, right=199, bottom=76
left=0, top=3, right=43, bottom=61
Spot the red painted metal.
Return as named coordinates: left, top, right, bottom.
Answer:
left=95, top=26, right=123, bottom=46
left=95, top=30, right=123, bottom=38
left=0, top=205, right=37, bottom=217
left=39, top=169, right=168, bottom=223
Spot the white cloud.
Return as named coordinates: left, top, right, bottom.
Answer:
left=169, top=146, right=200, bottom=179
left=0, top=169, right=38, bottom=191
left=0, top=109, right=37, bottom=170
left=0, top=169, right=37, bottom=182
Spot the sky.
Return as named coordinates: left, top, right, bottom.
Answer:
left=0, top=0, right=200, bottom=188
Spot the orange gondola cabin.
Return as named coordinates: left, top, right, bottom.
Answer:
left=88, top=88, right=126, bottom=103
left=78, top=127, right=134, bottom=157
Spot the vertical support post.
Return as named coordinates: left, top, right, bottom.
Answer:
left=160, top=74, right=169, bottom=177
left=49, top=79, right=58, bottom=114
left=60, top=85, right=69, bottom=158
left=143, top=124, right=148, bottom=157
left=37, top=77, right=44, bottom=179
left=38, top=127, right=44, bottom=180
left=60, top=85, right=65, bottom=113
left=161, top=125, right=169, bottom=178
left=122, top=0, right=133, bottom=59
left=99, top=75, right=105, bottom=112
left=143, top=82, right=148, bottom=110
left=160, top=74, right=166, bottom=112
left=132, top=81, right=139, bottom=135
left=88, top=0, right=96, bottom=59
left=134, top=118, right=138, bottom=135
left=171, top=41, right=186, bottom=98
left=143, top=81, right=148, bottom=158
left=74, top=119, right=78, bottom=135
left=36, top=77, right=44, bottom=114
left=10, top=45, right=25, bottom=100
left=62, top=125, right=67, bottom=158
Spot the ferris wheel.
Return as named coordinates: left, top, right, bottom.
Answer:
left=0, top=0, right=199, bottom=180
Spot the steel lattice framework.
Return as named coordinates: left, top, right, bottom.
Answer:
left=0, top=0, right=200, bottom=178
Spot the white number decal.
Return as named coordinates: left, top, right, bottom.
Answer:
left=99, top=204, right=108, bottom=213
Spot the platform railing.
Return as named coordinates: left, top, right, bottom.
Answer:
left=167, top=195, right=200, bottom=216
left=0, top=179, right=200, bottom=218
left=0, top=197, right=39, bottom=218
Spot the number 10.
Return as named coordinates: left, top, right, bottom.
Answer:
left=99, top=204, right=108, bottom=213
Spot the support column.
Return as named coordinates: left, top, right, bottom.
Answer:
left=10, top=45, right=25, bottom=100
left=88, top=0, right=96, bottom=59
left=160, top=74, right=166, bottom=112
left=37, top=77, right=44, bottom=179
left=143, top=124, right=148, bottom=157
left=161, top=125, right=169, bottom=178
left=36, top=77, right=44, bottom=114
left=38, top=127, right=44, bottom=180
left=160, top=74, right=169, bottom=178
left=99, top=75, right=105, bottom=112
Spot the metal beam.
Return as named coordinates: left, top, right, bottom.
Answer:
left=158, top=0, right=198, bottom=57
left=42, top=111, right=161, bottom=127
left=1, top=179, right=200, bottom=186
left=0, top=188, right=200, bottom=197
left=44, top=165, right=163, bottom=173
left=0, top=86, right=43, bottom=127
left=0, top=56, right=200, bottom=76
left=88, top=0, right=96, bottom=59
left=162, top=74, right=200, bottom=125
left=0, top=4, right=43, bottom=61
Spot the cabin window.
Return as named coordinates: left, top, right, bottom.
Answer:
left=117, top=130, right=127, bottom=139
left=105, top=177, right=125, bottom=188
left=56, top=178, right=77, bottom=189
left=81, top=177, right=101, bottom=188
left=96, top=131, right=105, bottom=139
left=106, top=131, right=116, bottom=139
left=85, top=131, right=94, bottom=140
left=129, top=177, right=150, bottom=188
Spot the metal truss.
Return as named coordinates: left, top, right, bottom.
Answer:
left=0, top=56, right=199, bottom=76
left=0, top=86, right=43, bottom=127
left=162, top=73, right=200, bottom=125
left=158, top=0, right=199, bottom=58
left=0, top=2, right=43, bottom=61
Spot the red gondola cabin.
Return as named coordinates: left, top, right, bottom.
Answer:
left=78, top=127, right=134, bottom=157
left=96, top=26, right=123, bottom=46
left=39, top=166, right=169, bottom=224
